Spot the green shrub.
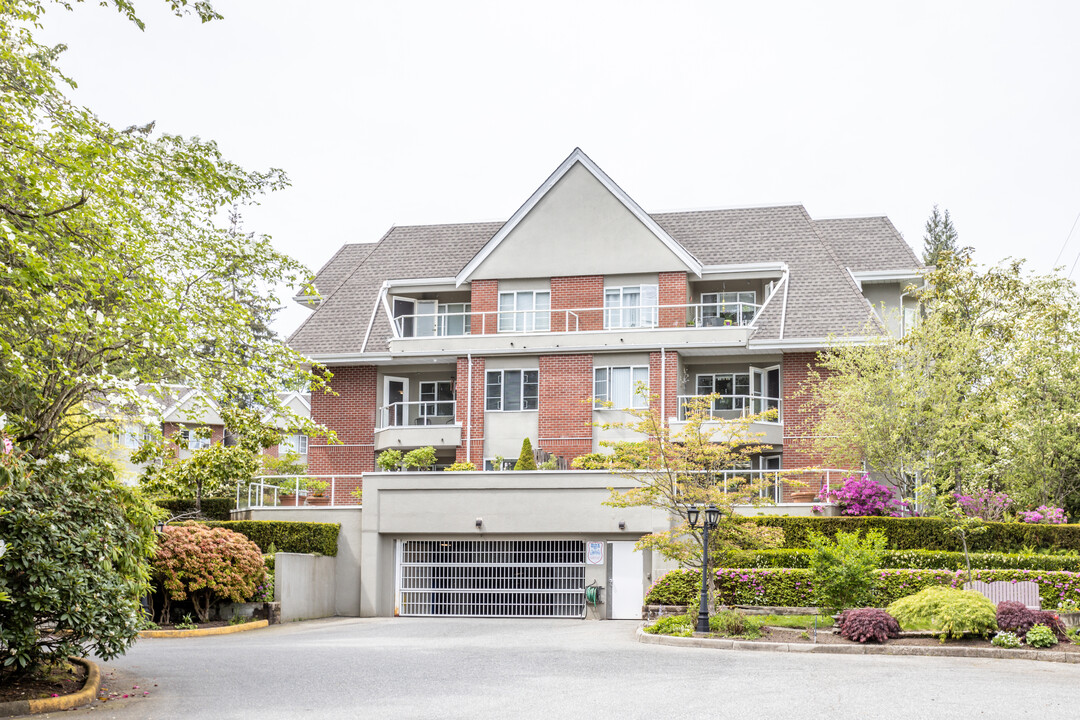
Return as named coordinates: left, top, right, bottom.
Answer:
left=644, top=569, right=700, bottom=605
left=376, top=449, right=402, bottom=472
left=741, top=516, right=1080, bottom=553
left=154, top=497, right=233, bottom=521
left=193, top=520, right=339, bottom=556
left=887, top=587, right=998, bottom=642
left=1025, top=624, right=1058, bottom=648
left=808, top=530, right=887, bottom=611
left=403, top=446, right=437, bottom=471
left=152, top=524, right=266, bottom=623
left=444, top=462, right=476, bottom=472
left=514, top=438, right=536, bottom=471
left=0, top=456, right=157, bottom=672
left=720, top=548, right=1080, bottom=572
left=643, top=614, right=693, bottom=636
left=710, top=610, right=763, bottom=638
left=992, top=631, right=1022, bottom=648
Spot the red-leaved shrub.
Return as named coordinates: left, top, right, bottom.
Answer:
left=152, top=523, right=266, bottom=622
left=836, top=608, right=902, bottom=643
left=995, top=600, right=1066, bottom=640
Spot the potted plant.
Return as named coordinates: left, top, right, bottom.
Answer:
left=1057, top=600, right=1080, bottom=628
left=277, top=476, right=306, bottom=507
left=304, top=479, right=330, bottom=505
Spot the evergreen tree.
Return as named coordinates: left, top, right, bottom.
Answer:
left=514, top=438, right=537, bottom=470
left=921, top=205, right=972, bottom=266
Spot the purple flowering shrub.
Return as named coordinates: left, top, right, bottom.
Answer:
left=1017, top=505, right=1067, bottom=525
left=827, top=474, right=901, bottom=517
left=954, top=489, right=1013, bottom=522
left=995, top=600, right=1067, bottom=640
left=836, top=608, right=901, bottom=643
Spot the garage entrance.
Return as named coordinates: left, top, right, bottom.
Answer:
left=396, top=539, right=586, bottom=617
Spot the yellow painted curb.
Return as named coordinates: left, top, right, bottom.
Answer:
left=0, top=657, right=101, bottom=717
left=138, top=619, right=269, bottom=638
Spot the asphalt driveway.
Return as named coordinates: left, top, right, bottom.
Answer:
left=45, top=618, right=1079, bottom=719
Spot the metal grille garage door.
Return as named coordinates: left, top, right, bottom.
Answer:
left=397, top=540, right=585, bottom=617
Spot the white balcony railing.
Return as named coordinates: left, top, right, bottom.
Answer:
left=391, top=301, right=761, bottom=338
left=709, top=468, right=855, bottom=503
left=676, top=394, right=782, bottom=422
left=378, top=401, right=457, bottom=429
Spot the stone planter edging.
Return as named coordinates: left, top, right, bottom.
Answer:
left=635, top=626, right=1080, bottom=665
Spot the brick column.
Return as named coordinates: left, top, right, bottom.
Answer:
left=470, top=279, right=498, bottom=334
left=648, top=351, right=679, bottom=426
left=308, top=365, right=377, bottom=504
left=537, top=354, right=593, bottom=463
left=658, top=271, right=688, bottom=328
left=455, top=356, right=486, bottom=465
left=551, top=276, right=604, bottom=332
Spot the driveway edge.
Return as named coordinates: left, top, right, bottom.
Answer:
left=0, top=657, right=101, bottom=717
left=139, top=619, right=269, bottom=638
left=635, top=627, right=1080, bottom=664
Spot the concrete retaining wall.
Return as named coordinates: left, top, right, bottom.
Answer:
left=275, top=553, right=337, bottom=622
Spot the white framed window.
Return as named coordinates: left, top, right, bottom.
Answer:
left=594, top=366, right=650, bottom=409
left=117, top=424, right=150, bottom=449
left=700, top=291, right=756, bottom=327
left=604, top=285, right=658, bottom=329
left=419, top=380, right=455, bottom=420
left=483, top=458, right=517, bottom=471
left=696, top=373, right=751, bottom=410
left=485, top=369, right=539, bottom=411
left=498, top=291, right=550, bottom=333
left=394, top=299, right=472, bottom=337
left=180, top=427, right=212, bottom=450
left=280, top=434, right=309, bottom=455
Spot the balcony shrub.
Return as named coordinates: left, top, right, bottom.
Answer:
left=513, top=438, right=536, bottom=471
left=152, top=524, right=266, bottom=623
left=402, top=446, right=437, bottom=471
left=192, top=520, right=340, bottom=556
left=887, top=587, right=998, bottom=641
left=376, top=449, right=403, bottom=472
left=444, top=462, right=476, bottom=471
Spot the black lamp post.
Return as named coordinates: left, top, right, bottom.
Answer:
left=687, top=503, right=721, bottom=633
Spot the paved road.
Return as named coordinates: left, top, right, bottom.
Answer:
left=44, top=618, right=1078, bottom=719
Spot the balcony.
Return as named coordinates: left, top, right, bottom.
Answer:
left=671, top=394, right=783, bottom=446
left=388, top=301, right=760, bottom=354
left=374, top=401, right=461, bottom=451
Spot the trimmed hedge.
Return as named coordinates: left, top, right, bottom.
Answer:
left=742, top=516, right=1080, bottom=553
left=188, top=520, right=340, bottom=557
left=154, top=497, right=234, bottom=522
left=721, top=549, right=1080, bottom=573
left=645, top=569, right=703, bottom=605
left=714, top=568, right=1080, bottom=608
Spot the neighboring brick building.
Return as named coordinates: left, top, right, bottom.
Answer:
left=290, top=149, right=922, bottom=505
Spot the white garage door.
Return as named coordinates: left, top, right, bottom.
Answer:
left=397, top=539, right=585, bottom=618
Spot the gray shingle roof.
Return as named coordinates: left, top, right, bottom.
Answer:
left=289, top=206, right=917, bottom=355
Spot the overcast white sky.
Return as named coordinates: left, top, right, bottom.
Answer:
left=39, top=0, right=1080, bottom=335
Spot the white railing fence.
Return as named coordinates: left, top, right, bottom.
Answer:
left=237, top=475, right=366, bottom=509
left=696, top=468, right=858, bottom=503
left=378, top=401, right=457, bottom=429
left=676, top=394, right=782, bottom=422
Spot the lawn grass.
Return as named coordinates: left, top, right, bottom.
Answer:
left=756, top=614, right=834, bottom=629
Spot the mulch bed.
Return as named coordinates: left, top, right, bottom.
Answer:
left=755, top=625, right=1080, bottom=652
left=0, top=660, right=87, bottom=703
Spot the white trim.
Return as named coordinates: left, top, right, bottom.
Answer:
left=779, top=274, right=791, bottom=340
left=748, top=335, right=882, bottom=351
left=385, top=276, right=459, bottom=288
left=700, top=261, right=788, bottom=275
left=454, top=148, right=702, bottom=285
left=361, top=282, right=389, bottom=354
left=848, top=269, right=925, bottom=290
left=748, top=271, right=786, bottom=330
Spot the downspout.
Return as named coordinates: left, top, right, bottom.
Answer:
left=465, top=353, right=473, bottom=464
left=661, top=347, right=666, bottom=427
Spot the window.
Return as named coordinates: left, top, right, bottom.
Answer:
left=696, top=373, right=750, bottom=411
left=180, top=427, right=212, bottom=450
left=280, top=434, right=309, bottom=455
left=395, top=299, right=471, bottom=337
left=604, top=285, right=658, bottom=329
left=498, top=291, right=550, bottom=332
left=419, top=381, right=455, bottom=421
left=484, top=458, right=516, bottom=471
left=485, top=370, right=539, bottom=411
left=594, top=366, right=650, bottom=409
left=116, top=425, right=149, bottom=449
left=700, top=291, right=756, bottom=327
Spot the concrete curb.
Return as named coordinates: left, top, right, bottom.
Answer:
left=0, top=657, right=101, bottom=718
left=635, top=627, right=1080, bottom=665
left=138, top=619, right=269, bottom=638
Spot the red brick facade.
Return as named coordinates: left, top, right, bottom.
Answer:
left=780, top=351, right=849, bottom=500
left=308, top=365, right=378, bottom=503
left=470, top=279, right=499, bottom=334
left=550, top=276, right=604, bottom=332
left=658, top=271, right=688, bottom=328
left=455, top=356, right=486, bottom=465
left=648, top=350, right=679, bottom=426
left=537, top=354, right=593, bottom=462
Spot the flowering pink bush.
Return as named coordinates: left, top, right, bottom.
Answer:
left=827, top=474, right=901, bottom=517
left=954, top=489, right=1013, bottom=521
left=1018, top=505, right=1067, bottom=525
left=152, top=524, right=266, bottom=622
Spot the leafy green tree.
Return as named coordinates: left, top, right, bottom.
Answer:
left=0, top=453, right=157, bottom=674
left=0, top=0, right=328, bottom=458
left=514, top=438, right=537, bottom=470
left=807, top=530, right=886, bottom=612
left=921, top=204, right=972, bottom=266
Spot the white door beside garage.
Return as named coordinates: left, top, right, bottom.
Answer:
left=608, top=542, right=644, bottom=619
left=397, top=539, right=586, bottom=618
